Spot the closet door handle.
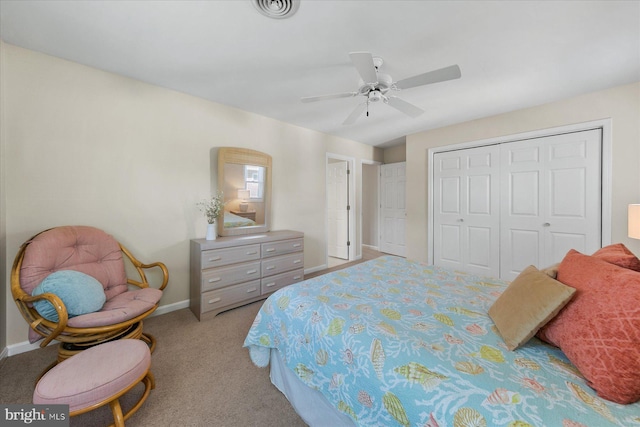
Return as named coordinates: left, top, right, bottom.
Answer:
left=543, top=223, right=551, bottom=227
left=457, top=218, right=464, bottom=222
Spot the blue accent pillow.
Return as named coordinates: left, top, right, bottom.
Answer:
left=32, top=271, right=106, bottom=322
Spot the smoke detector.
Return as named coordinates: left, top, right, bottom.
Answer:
left=252, top=0, right=300, bottom=19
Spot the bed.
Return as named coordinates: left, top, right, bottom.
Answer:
left=223, top=211, right=256, bottom=228
left=244, top=255, right=640, bottom=427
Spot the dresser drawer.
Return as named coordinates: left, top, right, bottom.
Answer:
left=200, top=280, right=261, bottom=314
left=262, top=252, right=304, bottom=277
left=262, top=238, right=303, bottom=258
left=202, top=261, right=261, bottom=291
left=201, top=244, right=261, bottom=269
left=261, top=268, right=304, bottom=294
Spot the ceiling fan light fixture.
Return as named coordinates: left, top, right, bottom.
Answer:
left=252, top=0, right=300, bottom=19
left=368, top=90, right=382, bottom=103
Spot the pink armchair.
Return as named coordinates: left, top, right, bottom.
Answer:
left=11, top=225, right=168, bottom=364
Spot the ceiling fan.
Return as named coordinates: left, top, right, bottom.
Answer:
left=301, top=52, right=461, bottom=125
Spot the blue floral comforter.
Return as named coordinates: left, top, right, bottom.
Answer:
left=244, top=256, right=640, bottom=426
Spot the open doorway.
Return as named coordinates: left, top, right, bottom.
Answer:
left=326, top=154, right=355, bottom=268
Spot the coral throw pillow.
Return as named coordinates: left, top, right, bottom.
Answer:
left=592, top=243, right=640, bottom=272
left=537, top=249, right=640, bottom=404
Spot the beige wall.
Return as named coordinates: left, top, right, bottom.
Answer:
left=0, top=40, right=7, bottom=352
left=2, top=42, right=382, bottom=348
left=406, top=82, right=640, bottom=263
left=383, top=143, right=406, bottom=163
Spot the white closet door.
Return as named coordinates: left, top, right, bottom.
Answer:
left=380, top=162, right=406, bottom=257
left=433, top=146, right=500, bottom=277
left=500, top=129, right=602, bottom=280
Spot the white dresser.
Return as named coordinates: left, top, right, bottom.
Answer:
left=190, top=230, right=304, bottom=320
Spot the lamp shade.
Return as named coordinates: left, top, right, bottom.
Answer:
left=237, top=189, right=251, bottom=200
left=629, top=204, right=640, bottom=239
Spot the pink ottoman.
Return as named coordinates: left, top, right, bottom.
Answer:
left=33, top=339, right=154, bottom=427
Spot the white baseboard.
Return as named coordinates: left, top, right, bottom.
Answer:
left=363, top=244, right=380, bottom=251
left=7, top=338, right=57, bottom=357
left=0, top=346, right=8, bottom=364
left=5, top=299, right=190, bottom=357
left=305, top=264, right=327, bottom=275
left=151, top=299, right=189, bottom=317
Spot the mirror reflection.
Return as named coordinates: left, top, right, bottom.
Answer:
left=217, top=147, right=272, bottom=236
left=221, top=163, right=266, bottom=228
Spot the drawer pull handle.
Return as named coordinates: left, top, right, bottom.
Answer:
left=266, top=248, right=276, bottom=252
left=247, top=269, right=257, bottom=275
left=293, top=243, right=301, bottom=248
left=246, top=251, right=258, bottom=255
left=208, top=277, right=221, bottom=283
left=293, top=260, right=301, bottom=264
left=265, top=282, right=276, bottom=287
left=247, top=287, right=258, bottom=293
left=208, top=256, right=222, bottom=262
left=208, top=297, right=221, bottom=304
left=266, top=266, right=275, bottom=270
left=293, top=276, right=302, bottom=280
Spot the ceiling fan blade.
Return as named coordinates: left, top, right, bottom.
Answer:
left=386, top=96, right=424, bottom=118
left=349, top=52, right=378, bottom=85
left=343, top=103, right=367, bottom=125
left=301, top=92, right=357, bottom=103
left=395, top=64, right=461, bottom=90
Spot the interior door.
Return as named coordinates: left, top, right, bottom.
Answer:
left=380, top=162, right=406, bottom=257
left=433, top=146, right=500, bottom=276
left=328, top=161, right=349, bottom=260
left=500, top=129, right=602, bottom=280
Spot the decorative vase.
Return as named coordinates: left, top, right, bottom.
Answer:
left=206, top=222, right=217, bottom=241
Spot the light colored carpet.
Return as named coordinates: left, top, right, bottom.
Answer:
left=0, top=303, right=307, bottom=427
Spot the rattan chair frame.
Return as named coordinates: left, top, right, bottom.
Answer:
left=10, top=228, right=169, bottom=357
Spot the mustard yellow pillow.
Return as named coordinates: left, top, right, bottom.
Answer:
left=488, top=265, right=575, bottom=350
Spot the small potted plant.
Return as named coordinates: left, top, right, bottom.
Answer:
left=197, top=191, right=225, bottom=240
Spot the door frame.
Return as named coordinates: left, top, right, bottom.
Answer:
left=326, top=153, right=356, bottom=264
left=426, top=118, right=612, bottom=265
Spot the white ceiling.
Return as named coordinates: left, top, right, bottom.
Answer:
left=1, top=1, right=639, bottom=148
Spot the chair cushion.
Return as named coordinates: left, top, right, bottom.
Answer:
left=67, top=288, right=162, bottom=328
left=31, top=271, right=106, bottom=322
left=33, top=339, right=150, bottom=412
left=20, top=226, right=129, bottom=300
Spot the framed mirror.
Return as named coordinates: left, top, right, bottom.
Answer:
left=217, top=147, right=272, bottom=236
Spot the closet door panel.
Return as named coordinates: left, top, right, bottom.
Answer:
left=467, top=226, right=492, bottom=268
left=542, top=130, right=601, bottom=265
left=434, top=146, right=499, bottom=276
left=434, top=152, right=464, bottom=269
left=439, top=224, right=462, bottom=264
left=506, top=228, right=541, bottom=273
left=547, top=231, right=586, bottom=263
left=502, top=129, right=602, bottom=279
